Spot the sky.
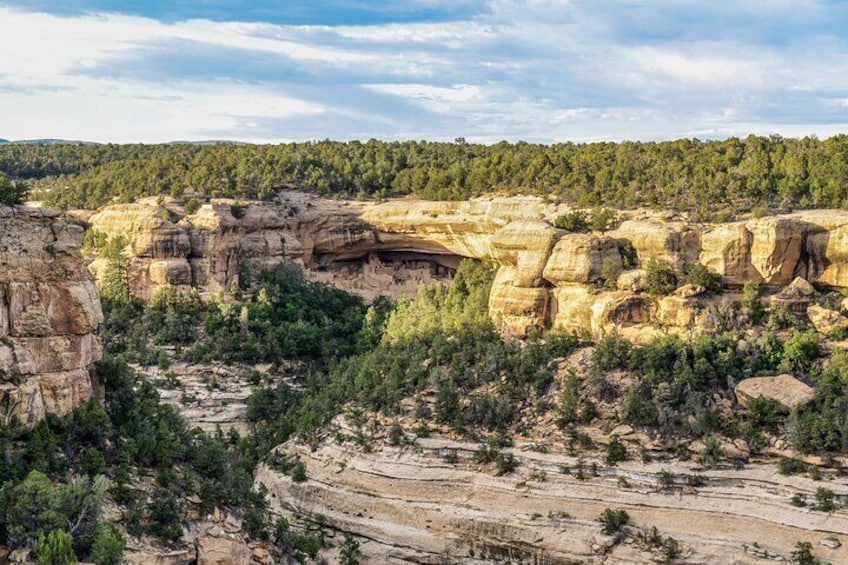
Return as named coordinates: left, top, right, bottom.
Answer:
left=1, top=0, right=848, bottom=143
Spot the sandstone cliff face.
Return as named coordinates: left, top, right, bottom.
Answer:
left=256, top=436, right=848, bottom=565
left=0, top=206, right=103, bottom=428
left=85, top=194, right=848, bottom=339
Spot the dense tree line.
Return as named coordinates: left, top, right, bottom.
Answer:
left=2, top=136, right=848, bottom=217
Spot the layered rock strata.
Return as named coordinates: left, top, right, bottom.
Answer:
left=86, top=194, right=848, bottom=338
left=256, top=437, right=848, bottom=564
left=0, top=206, right=103, bottom=428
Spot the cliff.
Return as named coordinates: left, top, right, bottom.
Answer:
left=85, top=193, right=848, bottom=341
left=256, top=431, right=848, bottom=565
left=0, top=206, right=103, bottom=429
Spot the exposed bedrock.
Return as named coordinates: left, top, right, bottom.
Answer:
left=256, top=438, right=848, bottom=564
left=0, top=206, right=103, bottom=429
left=84, top=194, right=848, bottom=338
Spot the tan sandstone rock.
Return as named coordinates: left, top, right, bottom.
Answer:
left=700, top=223, right=760, bottom=285
left=608, top=219, right=698, bottom=268
left=746, top=217, right=804, bottom=285
left=488, top=267, right=550, bottom=336
left=543, top=233, right=621, bottom=285
left=491, top=219, right=559, bottom=287
left=807, top=304, right=848, bottom=334
left=0, top=206, right=102, bottom=428
left=195, top=537, right=251, bottom=565
left=551, top=287, right=652, bottom=339
left=735, top=374, right=815, bottom=412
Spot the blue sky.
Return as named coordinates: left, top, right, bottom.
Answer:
left=1, top=0, right=847, bottom=143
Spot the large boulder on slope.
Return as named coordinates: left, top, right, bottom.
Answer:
left=735, top=374, right=814, bottom=412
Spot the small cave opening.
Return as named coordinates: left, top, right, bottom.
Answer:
left=307, top=249, right=466, bottom=300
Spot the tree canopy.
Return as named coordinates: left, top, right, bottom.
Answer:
left=2, top=135, right=848, bottom=217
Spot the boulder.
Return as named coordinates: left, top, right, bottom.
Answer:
left=542, top=234, right=621, bottom=285
left=674, top=283, right=706, bottom=298
left=616, top=269, right=645, bottom=292
left=488, top=267, right=549, bottom=336
left=821, top=537, right=842, bottom=549
left=700, top=223, right=760, bottom=285
left=608, top=219, right=698, bottom=268
left=551, top=286, right=652, bottom=338
left=735, top=374, right=815, bottom=412
left=655, top=296, right=701, bottom=330
left=149, top=259, right=193, bottom=286
left=781, top=276, right=815, bottom=297
left=746, top=217, right=805, bottom=285
left=491, top=219, right=559, bottom=287
left=807, top=304, right=848, bottom=334
left=196, top=537, right=251, bottom=565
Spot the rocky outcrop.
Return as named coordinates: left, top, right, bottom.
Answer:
left=543, top=233, right=621, bottom=285
left=195, top=537, right=251, bottom=565
left=699, top=223, right=760, bottom=285
left=807, top=304, right=848, bottom=334
left=735, top=374, right=815, bottom=412
left=83, top=195, right=848, bottom=338
left=746, top=217, right=805, bottom=285
left=0, top=206, right=102, bottom=428
left=608, top=218, right=698, bottom=269
left=257, top=437, right=848, bottom=564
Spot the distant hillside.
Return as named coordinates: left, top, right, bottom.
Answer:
left=6, top=138, right=102, bottom=146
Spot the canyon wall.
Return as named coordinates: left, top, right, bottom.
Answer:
left=256, top=436, right=848, bottom=565
left=85, top=193, right=848, bottom=341
left=0, top=206, right=103, bottom=429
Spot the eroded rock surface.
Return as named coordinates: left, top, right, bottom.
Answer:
left=735, top=374, right=815, bottom=412
left=0, top=206, right=102, bottom=428
left=85, top=195, right=848, bottom=338
left=256, top=437, right=848, bottom=565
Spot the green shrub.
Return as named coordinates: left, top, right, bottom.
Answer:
left=434, top=378, right=461, bottom=425
left=184, top=197, right=201, bottom=214
left=494, top=453, right=518, bottom=476
left=340, top=533, right=363, bottom=565
left=34, top=530, right=76, bottom=565
left=88, top=523, right=125, bottom=565
left=643, top=259, right=677, bottom=296
left=778, top=457, right=807, bottom=475
left=588, top=208, right=616, bottom=231
left=291, top=460, right=307, bottom=483
left=230, top=203, right=246, bottom=218
left=605, top=435, right=628, bottom=466
left=0, top=173, right=28, bottom=205
left=557, top=375, right=580, bottom=428
left=146, top=486, right=182, bottom=541
left=742, top=283, right=765, bottom=324
left=1, top=471, right=107, bottom=554
left=745, top=396, right=781, bottom=433
left=780, top=331, right=821, bottom=375
left=554, top=211, right=589, bottom=232
left=814, top=487, right=835, bottom=512
left=790, top=540, right=818, bottom=565
left=684, top=263, right=722, bottom=292
left=600, top=258, right=623, bottom=289
left=597, top=508, right=630, bottom=535
left=593, top=333, right=632, bottom=371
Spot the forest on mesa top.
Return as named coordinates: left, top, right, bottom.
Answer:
left=2, top=135, right=848, bottom=218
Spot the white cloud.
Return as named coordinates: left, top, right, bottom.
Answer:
left=1, top=2, right=847, bottom=142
